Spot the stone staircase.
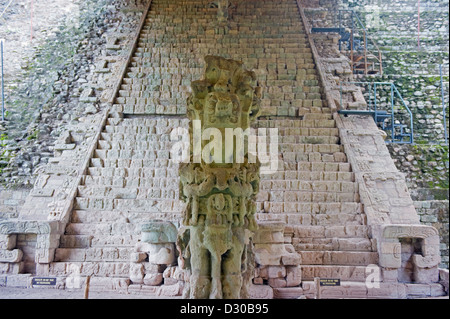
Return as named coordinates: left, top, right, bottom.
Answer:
left=113, top=0, right=321, bottom=117
left=50, top=115, right=187, bottom=278
left=255, top=115, right=378, bottom=284
left=48, top=0, right=379, bottom=288
left=1, top=0, right=446, bottom=299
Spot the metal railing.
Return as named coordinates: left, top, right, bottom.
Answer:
left=338, top=9, right=383, bottom=76
left=340, top=81, right=414, bottom=144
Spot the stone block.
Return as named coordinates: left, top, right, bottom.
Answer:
left=130, top=252, right=147, bottom=263
left=273, top=287, right=304, bottom=299
left=267, top=266, right=286, bottom=279
left=253, top=229, right=284, bottom=244
left=254, top=244, right=286, bottom=266
left=0, top=249, right=23, bottom=263
left=5, top=274, right=32, bottom=288
left=129, top=263, right=144, bottom=284
left=294, top=226, right=325, bottom=238
left=320, top=282, right=368, bottom=299
left=286, top=265, right=302, bottom=287
left=381, top=268, right=399, bottom=283
left=413, top=265, right=439, bottom=284
left=268, top=278, right=287, bottom=288
left=248, top=284, right=274, bottom=299
left=367, top=283, right=403, bottom=299
left=281, top=253, right=302, bottom=266
left=144, top=273, right=163, bottom=286
left=158, top=281, right=183, bottom=297
left=0, top=235, right=16, bottom=250
left=147, top=243, right=176, bottom=265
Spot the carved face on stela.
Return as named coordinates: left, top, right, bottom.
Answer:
left=188, top=55, right=261, bottom=131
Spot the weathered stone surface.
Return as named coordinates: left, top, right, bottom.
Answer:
left=144, top=273, right=163, bottom=286
left=129, top=263, right=144, bottom=284
left=177, top=56, right=261, bottom=299
left=247, top=284, right=274, bottom=299
left=141, top=221, right=178, bottom=244
left=0, top=249, right=23, bottom=263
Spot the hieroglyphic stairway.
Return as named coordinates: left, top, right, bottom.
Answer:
left=0, top=0, right=447, bottom=299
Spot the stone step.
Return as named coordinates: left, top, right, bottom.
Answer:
left=298, top=107, right=332, bottom=115
left=295, top=162, right=352, bottom=172
left=117, top=85, right=321, bottom=98
left=281, top=213, right=365, bottom=226
left=60, top=234, right=138, bottom=249
left=281, top=149, right=346, bottom=162
left=99, top=139, right=340, bottom=155
left=104, top=117, right=187, bottom=128
left=257, top=202, right=363, bottom=215
left=64, top=222, right=140, bottom=236
left=82, top=175, right=175, bottom=188
left=257, top=117, right=334, bottom=127
left=84, top=167, right=178, bottom=179
left=298, top=251, right=379, bottom=266
left=96, top=141, right=343, bottom=156
left=135, top=41, right=310, bottom=49
left=118, top=74, right=319, bottom=85
left=77, top=186, right=179, bottom=200
left=92, top=148, right=171, bottom=160
left=261, top=171, right=354, bottom=182
left=81, top=173, right=355, bottom=190
left=290, top=225, right=370, bottom=239
left=142, top=24, right=306, bottom=33
left=96, top=139, right=342, bottom=157
left=300, top=265, right=376, bottom=282
left=259, top=180, right=358, bottom=192
left=48, top=261, right=131, bottom=278
left=70, top=210, right=151, bottom=224
left=54, top=247, right=131, bottom=263
left=136, top=43, right=312, bottom=51
left=259, top=190, right=359, bottom=204
left=101, top=124, right=339, bottom=137
left=120, top=73, right=318, bottom=85
left=73, top=197, right=183, bottom=214
left=83, top=161, right=351, bottom=178
left=302, top=113, right=333, bottom=120
left=77, top=182, right=359, bottom=201
left=294, top=238, right=376, bottom=252
left=137, top=34, right=309, bottom=44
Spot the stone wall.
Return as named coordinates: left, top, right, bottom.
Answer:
left=339, top=0, right=449, bottom=269
left=0, top=0, right=145, bottom=188
left=388, top=144, right=449, bottom=268
left=414, top=199, right=449, bottom=268
left=388, top=144, right=449, bottom=190
left=0, top=187, right=29, bottom=220
left=341, top=0, right=449, bottom=143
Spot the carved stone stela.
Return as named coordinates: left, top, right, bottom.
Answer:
left=177, top=56, right=261, bottom=299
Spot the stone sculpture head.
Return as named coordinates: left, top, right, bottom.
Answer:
left=188, top=55, right=261, bottom=132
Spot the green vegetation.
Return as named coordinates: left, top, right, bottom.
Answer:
left=0, top=133, right=10, bottom=175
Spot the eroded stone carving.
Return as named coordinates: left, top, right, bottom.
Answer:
left=378, top=224, right=441, bottom=283
left=0, top=249, right=23, bottom=263
left=130, top=221, right=178, bottom=286
left=177, top=56, right=261, bottom=299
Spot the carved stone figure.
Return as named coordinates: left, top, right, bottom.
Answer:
left=177, top=56, right=261, bottom=299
